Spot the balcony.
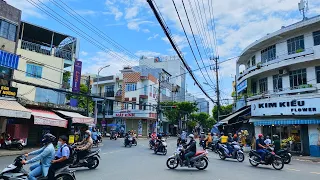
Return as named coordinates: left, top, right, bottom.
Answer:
left=93, top=91, right=115, bottom=98
left=54, top=49, right=72, bottom=61
left=237, top=47, right=315, bottom=81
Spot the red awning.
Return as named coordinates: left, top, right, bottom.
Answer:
left=30, top=109, right=68, bottom=128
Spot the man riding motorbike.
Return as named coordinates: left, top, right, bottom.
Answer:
left=48, top=135, right=70, bottom=180
left=75, top=130, right=93, bottom=163
left=184, top=134, right=197, bottom=167
left=256, top=134, right=267, bottom=163
left=225, top=133, right=234, bottom=156
left=205, top=133, right=212, bottom=148
left=21, top=133, right=55, bottom=180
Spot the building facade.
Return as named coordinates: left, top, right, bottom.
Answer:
left=196, top=98, right=209, bottom=114
left=236, top=15, right=320, bottom=156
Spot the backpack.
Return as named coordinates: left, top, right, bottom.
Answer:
left=60, top=145, right=74, bottom=164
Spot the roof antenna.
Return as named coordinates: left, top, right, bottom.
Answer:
left=298, top=0, right=309, bottom=20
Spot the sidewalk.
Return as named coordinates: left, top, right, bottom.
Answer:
left=293, top=155, right=320, bottom=163
left=0, top=147, right=38, bottom=157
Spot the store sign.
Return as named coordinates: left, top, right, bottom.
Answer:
left=72, top=60, right=82, bottom=92
left=237, top=80, right=247, bottom=93
left=251, top=98, right=320, bottom=116
left=115, top=113, right=135, bottom=117
left=0, top=85, right=17, bottom=97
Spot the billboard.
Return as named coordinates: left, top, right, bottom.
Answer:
left=72, top=60, right=82, bottom=92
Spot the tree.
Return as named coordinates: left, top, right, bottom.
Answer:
left=197, top=112, right=210, bottom=128
left=161, top=101, right=198, bottom=124
left=161, top=101, right=179, bottom=124
left=67, top=84, right=94, bottom=114
left=212, top=104, right=233, bottom=121
left=204, top=116, right=217, bottom=129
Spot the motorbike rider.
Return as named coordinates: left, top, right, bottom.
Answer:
left=205, top=133, right=212, bottom=148
left=184, top=134, right=197, bottom=167
left=220, top=132, right=228, bottom=144
left=181, top=131, right=187, bottom=141
left=199, top=132, right=206, bottom=141
left=226, top=133, right=234, bottom=156
left=256, top=134, right=267, bottom=163
left=124, top=131, right=131, bottom=145
left=273, top=135, right=281, bottom=152
left=264, top=136, right=272, bottom=147
left=75, top=130, right=93, bottom=163
left=48, top=135, right=70, bottom=180
left=21, top=133, right=55, bottom=180
left=91, top=128, right=98, bottom=143
left=150, top=131, right=157, bottom=146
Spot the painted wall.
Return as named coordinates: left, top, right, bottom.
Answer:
left=308, top=124, right=320, bottom=157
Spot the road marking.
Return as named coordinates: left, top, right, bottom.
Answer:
left=310, top=172, right=320, bottom=175
left=287, top=168, right=301, bottom=172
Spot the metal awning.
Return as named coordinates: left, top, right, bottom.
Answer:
left=250, top=118, right=320, bottom=126
left=56, top=110, right=94, bottom=124
left=0, top=99, right=31, bottom=119
left=30, top=109, right=68, bottom=128
left=219, top=107, right=251, bottom=124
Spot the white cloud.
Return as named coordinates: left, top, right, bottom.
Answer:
left=162, top=34, right=189, bottom=50
left=135, top=50, right=161, bottom=57
left=7, top=0, right=48, bottom=19
left=127, top=19, right=153, bottom=31
left=147, top=34, right=159, bottom=40
left=142, top=29, right=150, bottom=33
left=80, top=51, right=88, bottom=56
left=125, top=6, right=139, bottom=19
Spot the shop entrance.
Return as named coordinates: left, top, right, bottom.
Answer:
left=263, top=125, right=302, bottom=153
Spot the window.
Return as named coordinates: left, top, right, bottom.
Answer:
left=124, top=103, right=129, bottom=110
left=247, top=60, right=251, bottom=68
left=0, top=20, right=17, bottom=41
left=316, top=66, right=320, bottom=83
left=132, top=102, right=136, bottom=110
left=251, top=56, right=256, bottom=66
left=259, top=77, right=268, bottom=93
left=26, top=64, right=43, bottom=78
left=105, top=85, right=114, bottom=92
left=251, top=80, right=257, bottom=94
left=289, top=69, right=307, bottom=88
left=287, top=35, right=305, bottom=55
left=125, top=83, right=137, bottom=92
left=143, top=85, right=147, bottom=95
left=313, top=30, right=320, bottom=46
left=261, top=45, right=276, bottom=63
left=273, top=75, right=283, bottom=92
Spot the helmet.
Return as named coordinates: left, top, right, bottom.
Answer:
left=258, top=134, right=263, bottom=138
left=42, top=133, right=56, bottom=144
left=59, top=135, right=68, bottom=142
left=188, top=134, right=194, bottom=139
left=233, top=134, right=237, bottom=138
left=266, top=136, right=270, bottom=139
left=208, top=133, right=211, bottom=135
left=85, top=130, right=91, bottom=136
left=201, top=132, right=204, bottom=134
left=220, top=132, right=224, bottom=135
left=228, top=133, right=232, bottom=137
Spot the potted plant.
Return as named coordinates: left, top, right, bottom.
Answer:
left=257, top=62, right=262, bottom=69
left=296, top=48, right=304, bottom=53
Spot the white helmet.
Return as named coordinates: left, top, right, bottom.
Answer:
left=188, top=134, right=194, bottom=139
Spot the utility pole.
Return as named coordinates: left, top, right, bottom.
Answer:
left=213, top=56, right=221, bottom=122
left=157, top=72, right=162, bottom=133
left=234, top=75, right=237, bottom=101
left=86, top=76, right=91, bottom=117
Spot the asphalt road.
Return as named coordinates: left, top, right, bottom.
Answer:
left=1, top=138, right=320, bottom=180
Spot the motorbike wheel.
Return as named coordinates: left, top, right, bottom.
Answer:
left=163, top=148, right=167, bottom=155
left=195, top=158, right=208, bottom=170
left=166, top=158, right=179, bottom=169
left=55, top=174, right=75, bottom=180
left=154, top=148, right=157, bottom=154
left=218, top=150, right=226, bottom=160
left=272, top=157, right=284, bottom=170
left=88, top=157, right=100, bottom=169
left=134, top=141, right=137, bottom=146
left=237, top=152, right=245, bottom=162
left=115, top=137, right=117, bottom=140
left=283, top=154, right=291, bottom=164
left=17, top=144, right=23, bottom=150
left=249, top=155, right=259, bottom=167
left=129, top=142, right=132, bottom=148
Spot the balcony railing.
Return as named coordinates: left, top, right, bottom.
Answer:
left=93, top=91, right=115, bottom=98
left=21, top=40, right=51, bottom=55
left=54, top=49, right=72, bottom=61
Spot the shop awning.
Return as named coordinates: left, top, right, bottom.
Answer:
left=219, top=106, right=250, bottom=124
left=30, top=109, right=68, bottom=128
left=56, top=110, right=94, bottom=124
left=250, top=118, right=320, bottom=126
left=0, top=99, right=31, bottom=119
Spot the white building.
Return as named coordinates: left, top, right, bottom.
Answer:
left=236, top=15, right=320, bottom=156
left=139, top=56, right=186, bottom=102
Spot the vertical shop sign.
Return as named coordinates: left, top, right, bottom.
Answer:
left=72, top=61, right=82, bottom=92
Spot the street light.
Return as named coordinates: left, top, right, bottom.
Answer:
left=94, top=65, right=110, bottom=125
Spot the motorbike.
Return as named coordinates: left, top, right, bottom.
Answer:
left=0, top=138, right=25, bottom=150
left=0, top=155, right=76, bottom=180
left=210, top=141, right=219, bottom=153
left=110, top=132, right=118, bottom=140
left=217, top=142, right=245, bottom=162
left=97, top=134, right=102, bottom=143
left=132, top=136, right=138, bottom=146
left=166, top=146, right=209, bottom=170
left=70, top=145, right=101, bottom=169
left=149, top=139, right=156, bottom=149
left=249, top=149, right=284, bottom=170
left=154, top=139, right=167, bottom=155
left=268, top=147, right=292, bottom=164
left=199, top=140, right=206, bottom=150
left=124, top=136, right=133, bottom=147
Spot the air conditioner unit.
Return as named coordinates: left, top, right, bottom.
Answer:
left=279, top=69, right=288, bottom=75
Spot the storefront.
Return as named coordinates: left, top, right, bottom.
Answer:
left=250, top=97, right=320, bottom=156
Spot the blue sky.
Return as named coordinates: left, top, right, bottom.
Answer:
left=8, top=0, right=320, bottom=113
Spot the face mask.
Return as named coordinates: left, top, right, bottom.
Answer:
left=57, top=141, right=62, bottom=148
left=84, top=134, right=89, bottom=139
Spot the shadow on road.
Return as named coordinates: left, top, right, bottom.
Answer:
left=165, top=168, right=208, bottom=173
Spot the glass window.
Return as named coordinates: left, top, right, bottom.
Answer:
left=313, top=30, right=320, bottom=46
left=0, top=20, right=9, bottom=39
left=259, top=77, right=268, bottom=93
left=0, top=20, right=17, bottom=41
left=251, top=80, right=257, bottom=94
left=105, top=85, right=114, bottom=92
left=26, top=64, right=43, bottom=78
left=273, top=75, right=283, bottom=92
left=8, top=24, right=16, bottom=41
left=125, top=83, right=137, bottom=92
left=132, top=102, right=136, bottom=110
left=247, top=60, right=250, bottom=68
left=316, top=66, right=320, bottom=83
left=144, top=85, right=147, bottom=95
left=124, top=103, right=129, bottom=110
left=289, top=69, right=307, bottom=88
left=251, top=56, right=256, bottom=66
left=261, top=45, right=276, bottom=63
left=287, top=35, right=305, bottom=55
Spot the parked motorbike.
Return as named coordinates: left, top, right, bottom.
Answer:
left=0, top=155, right=76, bottom=180
left=218, top=142, right=245, bottom=162
left=166, top=146, right=209, bottom=170
left=70, top=145, right=101, bottom=169
left=154, top=139, right=167, bottom=155
left=268, top=147, right=292, bottom=164
left=249, top=149, right=284, bottom=170
left=124, top=136, right=133, bottom=147
left=0, top=139, right=25, bottom=150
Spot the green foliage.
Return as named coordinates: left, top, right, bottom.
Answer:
left=212, top=104, right=233, bottom=121
left=67, top=84, right=94, bottom=113
left=161, top=101, right=198, bottom=124
left=187, top=120, right=197, bottom=129
left=205, top=116, right=216, bottom=129
left=197, top=112, right=210, bottom=128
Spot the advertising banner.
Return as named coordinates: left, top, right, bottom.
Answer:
left=237, top=79, right=247, bottom=93
left=72, top=61, right=82, bottom=92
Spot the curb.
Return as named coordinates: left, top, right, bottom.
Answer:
left=0, top=149, right=36, bottom=157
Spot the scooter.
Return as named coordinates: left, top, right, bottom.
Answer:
left=218, top=142, right=245, bottom=162
left=70, top=145, right=101, bottom=169
left=0, top=138, right=25, bottom=150
left=154, top=139, right=167, bottom=155
left=268, top=147, right=292, bottom=164
left=249, top=149, right=284, bottom=170
left=0, top=155, right=76, bottom=180
left=124, top=136, right=133, bottom=147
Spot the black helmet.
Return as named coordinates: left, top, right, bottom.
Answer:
left=59, top=135, right=68, bottom=142
left=42, top=133, right=56, bottom=144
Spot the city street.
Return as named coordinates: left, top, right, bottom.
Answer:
left=1, top=138, right=320, bottom=180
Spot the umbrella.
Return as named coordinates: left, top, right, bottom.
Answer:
left=107, top=124, right=119, bottom=127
